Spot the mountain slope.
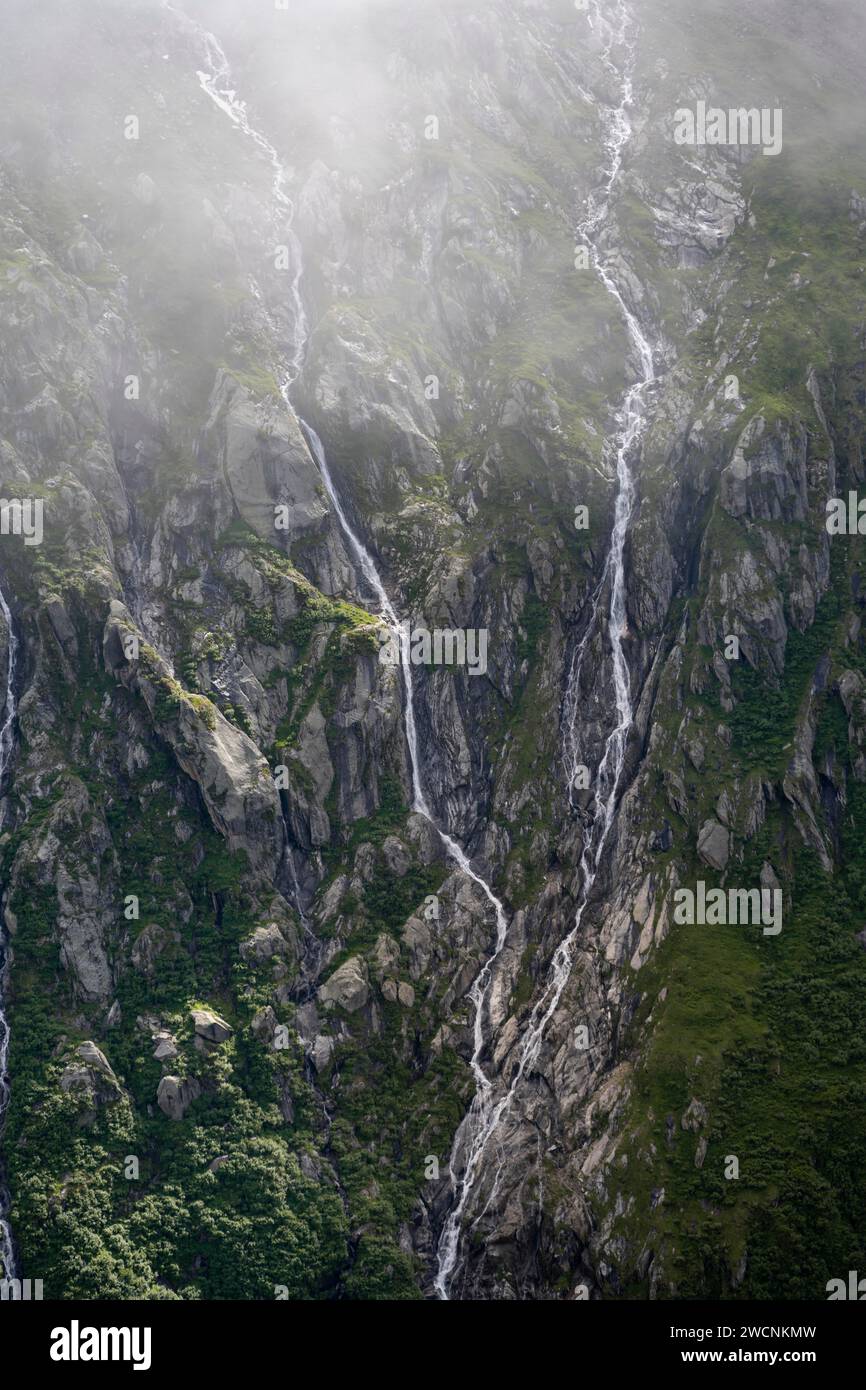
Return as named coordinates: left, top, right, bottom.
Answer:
left=1, top=0, right=865, bottom=1301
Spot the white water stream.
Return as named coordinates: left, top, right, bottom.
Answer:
left=163, top=0, right=512, bottom=1278
left=165, top=0, right=652, bottom=1300
left=436, top=0, right=656, bottom=1295
left=0, top=581, right=19, bottom=1280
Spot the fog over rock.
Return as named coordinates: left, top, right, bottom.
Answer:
left=0, top=0, right=864, bottom=1307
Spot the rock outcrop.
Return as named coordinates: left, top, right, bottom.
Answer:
left=0, top=0, right=863, bottom=1307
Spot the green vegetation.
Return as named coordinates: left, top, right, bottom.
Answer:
left=597, top=814, right=866, bottom=1299
left=4, top=770, right=350, bottom=1299
left=728, top=553, right=845, bottom=773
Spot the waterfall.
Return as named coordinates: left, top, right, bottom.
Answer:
left=299, top=421, right=509, bottom=939
left=166, top=0, right=652, bottom=1300
left=435, top=0, right=656, bottom=1296
left=0, top=581, right=19, bottom=1281
left=165, top=0, right=512, bottom=1290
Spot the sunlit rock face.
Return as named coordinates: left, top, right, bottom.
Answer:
left=0, top=0, right=865, bottom=1302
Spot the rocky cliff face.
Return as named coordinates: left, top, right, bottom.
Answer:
left=1, top=0, right=866, bottom=1300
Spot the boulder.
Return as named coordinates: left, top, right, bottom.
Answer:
left=311, top=1035, right=335, bottom=1072
left=239, top=923, right=290, bottom=965
left=381, top=978, right=415, bottom=1008
left=381, top=836, right=410, bottom=877
left=318, top=956, right=369, bottom=1013
left=157, top=1075, right=202, bottom=1121
left=152, top=1030, right=178, bottom=1062
left=372, top=933, right=401, bottom=976
left=59, top=1041, right=121, bottom=1109
left=697, top=819, right=730, bottom=871
left=191, top=1008, right=233, bottom=1044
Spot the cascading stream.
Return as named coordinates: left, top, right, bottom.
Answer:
left=166, top=0, right=654, bottom=1300
left=434, top=0, right=657, bottom=1296
left=164, top=0, right=512, bottom=1288
left=164, top=1, right=323, bottom=934
left=0, top=581, right=19, bottom=1281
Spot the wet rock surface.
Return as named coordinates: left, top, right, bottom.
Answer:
left=0, top=0, right=864, bottom=1303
